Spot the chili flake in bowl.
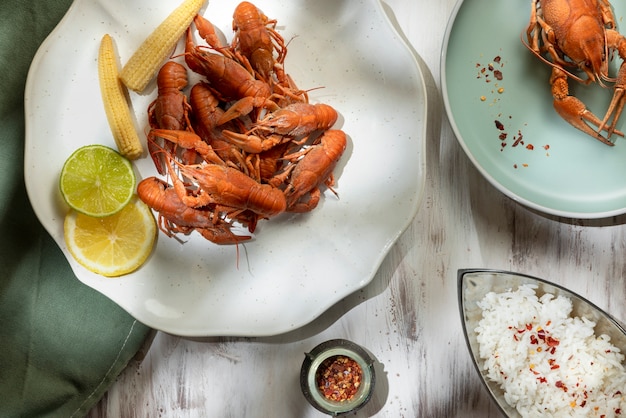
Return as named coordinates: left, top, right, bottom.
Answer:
left=316, top=355, right=362, bottom=401
left=300, top=339, right=375, bottom=415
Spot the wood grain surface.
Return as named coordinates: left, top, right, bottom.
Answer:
left=87, top=0, right=626, bottom=416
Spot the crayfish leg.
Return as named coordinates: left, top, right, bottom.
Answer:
left=550, top=68, right=619, bottom=145
left=197, top=226, right=251, bottom=245
left=286, top=188, right=321, bottom=213
left=194, top=14, right=227, bottom=51
left=218, top=97, right=256, bottom=125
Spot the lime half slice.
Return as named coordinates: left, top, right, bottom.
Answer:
left=60, top=144, right=135, bottom=217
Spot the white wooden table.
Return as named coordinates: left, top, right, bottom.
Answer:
left=87, top=0, right=626, bottom=416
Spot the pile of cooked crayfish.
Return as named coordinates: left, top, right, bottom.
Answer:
left=137, top=2, right=347, bottom=245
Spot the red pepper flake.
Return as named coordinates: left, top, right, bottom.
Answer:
left=494, top=55, right=501, bottom=64
left=549, top=359, right=560, bottom=370
left=316, top=356, right=362, bottom=402
left=537, top=376, right=547, bottom=383
left=546, top=336, right=560, bottom=347
left=495, top=120, right=505, bottom=130
left=494, top=70, right=503, bottom=80
left=530, top=335, right=538, bottom=345
left=555, top=380, right=568, bottom=392
left=526, top=144, right=534, bottom=150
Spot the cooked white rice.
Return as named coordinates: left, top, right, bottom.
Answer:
left=476, top=284, right=626, bottom=417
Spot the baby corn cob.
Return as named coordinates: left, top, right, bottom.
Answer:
left=98, top=34, right=143, bottom=160
left=120, top=0, right=205, bottom=92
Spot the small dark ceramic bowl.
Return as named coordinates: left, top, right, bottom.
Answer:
left=300, top=339, right=375, bottom=416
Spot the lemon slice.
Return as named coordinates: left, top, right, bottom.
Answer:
left=60, top=144, right=135, bottom=217
left=64, top=197, right=157, bottom=277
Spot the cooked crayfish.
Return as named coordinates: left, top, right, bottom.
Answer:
left=170, top=161, right=287, bottom=218
left=185, top=24, right=276, bottom=124
left=220, top=103, right=338, bottom=153
left=189, top=82, right=250, bottom=171
left=524, top=0, right=626, bottom=144
left=148, top=61, right=193, bottom=174
left=137, top=177, right=251, bottom=244
left=140, top=2, right=347, bottom=245
left=148, top=61, right=191, bottom=131
left=148, top=128, right=224, bottom=167
left=253, top=103, right=338, bottom=137
left=282, top=129, right=347, bottom=212
left=149, top=129, right=287, bottom=219
left=232, top=1, right=287, bottom=80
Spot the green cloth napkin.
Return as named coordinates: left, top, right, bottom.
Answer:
left=0, top=1, right=152, bottom=417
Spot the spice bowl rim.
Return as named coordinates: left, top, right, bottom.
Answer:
left=300, top=339, right=375, bottom=416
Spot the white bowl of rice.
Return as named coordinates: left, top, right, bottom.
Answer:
left=458, top=269, right=626, bottom=417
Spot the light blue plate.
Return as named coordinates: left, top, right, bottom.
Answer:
left=442, top=0, right=626, bottom=218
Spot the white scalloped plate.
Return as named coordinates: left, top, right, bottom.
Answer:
left=24, top=0, right=426, bottom=336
